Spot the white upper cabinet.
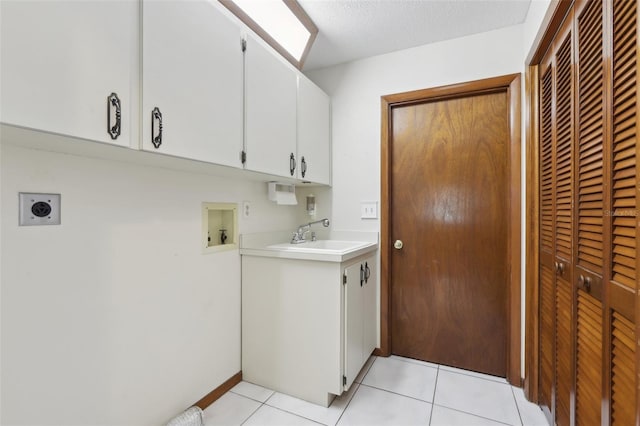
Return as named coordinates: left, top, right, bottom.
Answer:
left=142, top=0, right=244, bottom=167
left=244, top=34, right=298, bottom=177
left=297, top=75, right=331, bottom=185
left=0, top=0, right=138, bottom=147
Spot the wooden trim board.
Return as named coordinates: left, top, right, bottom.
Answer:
left=193, top=371, right=243, bottom=411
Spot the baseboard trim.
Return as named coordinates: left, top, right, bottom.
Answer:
left=372, top=347, right=387, bottom=357
left=194, top=371, right=243, bottom=410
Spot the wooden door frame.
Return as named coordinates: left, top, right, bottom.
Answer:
left=379, top=73, right=522, bottom=385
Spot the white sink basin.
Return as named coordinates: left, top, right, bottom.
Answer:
left=240, top=235, right=378, bottom=262
left=268, top=240, right=370, bottom=253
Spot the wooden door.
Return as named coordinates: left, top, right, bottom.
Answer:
left=606, top=0, right=637, bottom=423
left=553, top=15, right=574, bottom=426
left=537, top=11, right=574, bottom=426
left=538, top=57, right=556, bottom=420
left=533, top=0, right=639, bottom=424
left=390, top=90, right=509, bottom=377
left=573, top=0, right=604, bottom=423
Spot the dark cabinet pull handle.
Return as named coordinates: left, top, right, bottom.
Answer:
left=151, top=107, right=163, bottom=149
left=290, top=153, right=296, bottom=176
left=301, top=156, right=307, bottom=178
left=107, top=92, right=121, bottom=140
left=364, top=262, right=371, bottom=283
left=360, top=264, right=364, bottom=287
left=578, top=274, right=592, bottom=293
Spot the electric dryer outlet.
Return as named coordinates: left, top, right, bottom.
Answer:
left=19, top=193, right=61, bottom=226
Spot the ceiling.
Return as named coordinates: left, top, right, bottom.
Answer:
left=299, top=0, right=532, bottom=70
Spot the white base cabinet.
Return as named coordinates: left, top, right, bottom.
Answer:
left=241, top=253, right=377, bottom=406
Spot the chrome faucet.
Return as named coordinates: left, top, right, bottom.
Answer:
left=291, top=218, right=330, bottom=244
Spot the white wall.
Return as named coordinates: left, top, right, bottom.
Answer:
left=0, top=140, right=301, bottom=425
left=307, top=24, right=525, bottom=232
left=306, top=0, right=551, bottom=371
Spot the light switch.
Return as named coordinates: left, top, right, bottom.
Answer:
left=361, top=201, right=378, bottom=219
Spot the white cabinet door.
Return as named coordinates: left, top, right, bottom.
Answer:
left=362, top=257, right=377, bottom=359
left=297, top=75, right=331, bottom=185
left=0, top=0, right=138, bottom=147
left=142, top=0, right=243, bottom=167
left=245, top=34, right=297, bottom=177
left=344, top=262, right=364, bottom=390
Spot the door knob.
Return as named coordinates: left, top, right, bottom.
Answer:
left=394, top=240, right=403, bottom=250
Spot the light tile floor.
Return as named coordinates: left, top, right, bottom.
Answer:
left=203, top=355, right=549, bottom=426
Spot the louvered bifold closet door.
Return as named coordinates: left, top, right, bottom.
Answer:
left=539, top=53, right=555, bottom=419
left=538, top=0, right=638, bottom=424
left=554, top=15, right=575, bottom=426
left=610, top=312, right=635, bottom=424
left=607, top=0, right=637, bottom=424
left=574, top=0, right=605, bottom=424
left=539, top=56, right=556, bottom=421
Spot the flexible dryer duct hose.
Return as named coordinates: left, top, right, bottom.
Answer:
left=166, top=406, right=203, bottom=426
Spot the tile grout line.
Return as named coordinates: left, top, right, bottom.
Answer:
left=356, top=355, right=377, bottom=382
left=232, top=357, right=510, bottom=425
left=242, top=397, right=326, bottom=426
left=335, top=356, right=378, bottom=425
left=230, top=389, right=275, bottom=404
left=388, top=355, right=439, bottom=369
left=427, top=365, right=440, bottom=425
left=262, top=397, right=328, bottom=425
left=260, top=356, right=379, bottom=426
left=510, top=386, right=525, bottom=426
left=431, top=403, right=514, bottom=426
left=358, top=383, right=434, bottom=404
left=391, top=354, right=506, bottom=384
left=438, top=367, right=509, bottom=385
left=239, top=400, right=265, bottom=426
left=333, top=383, right=361, bottom=426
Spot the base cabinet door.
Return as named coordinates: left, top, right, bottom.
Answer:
left=142, top=0, right=243, bottom=166
left=344, top=255, right=377, bottom=390
left=362, top=257, right=377, bottom=360
left=0, top=0, right=138, bottom=147
left=344, top=262, right=365, bottom=391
